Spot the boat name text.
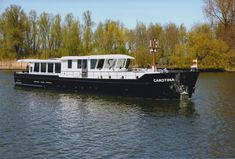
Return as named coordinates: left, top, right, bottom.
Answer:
left=153, top=78, right=175, bottom=82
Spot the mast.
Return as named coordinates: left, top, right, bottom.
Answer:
left=149, top=39, right=159, bottom=72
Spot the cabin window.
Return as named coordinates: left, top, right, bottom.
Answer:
left=77, top=60, right=82, bottom=69
left=48, top=63, right=54, bottom=73
left=97, top=59, right=104, bottom=69
left=41, top=63, right=46, bottom=72
left=116, top=59, right=126, bottom=69
left=90, top=59, right=97, bottom=69
left=125, top=59, right=130, bottom=69
left=55, top=63, right=61, bottom=73
left=68, top=60, right=72, bottom=69
left=34, top=63, right=39, bottom=72
left=104, top=59, right=116, bottom=69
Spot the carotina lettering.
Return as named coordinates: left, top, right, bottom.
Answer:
left=153, top=78, right=175, bottom=82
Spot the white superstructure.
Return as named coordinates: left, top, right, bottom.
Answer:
left=18, top=54, right=158, bottom=79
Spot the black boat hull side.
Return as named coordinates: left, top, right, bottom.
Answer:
left=14, top=71, right=199, bottom=99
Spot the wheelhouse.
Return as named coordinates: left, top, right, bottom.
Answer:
left=60, top=54, right=133, bottom=72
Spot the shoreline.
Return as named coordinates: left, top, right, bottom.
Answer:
left=0, top=60, right=27, bottom=70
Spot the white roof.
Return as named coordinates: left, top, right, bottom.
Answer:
left=17, top=59, right=61, bottom=63
left=17, top=54, right=134, bottom=63
left=61, top=54, right=134, bottom=60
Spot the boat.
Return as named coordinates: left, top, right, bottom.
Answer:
left=14, top=54, right=199, bottom=99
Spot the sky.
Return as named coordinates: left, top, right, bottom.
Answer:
left=0, top=0, right=205, bottom=29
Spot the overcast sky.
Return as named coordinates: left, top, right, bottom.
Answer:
left=0, top=0, right=206, bottom=29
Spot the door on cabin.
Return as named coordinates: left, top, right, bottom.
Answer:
left=81, top=60, right=88, bottom=78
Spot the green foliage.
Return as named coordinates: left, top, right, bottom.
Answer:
left=59, top=13, right=83, bottom=56
left=94, top=20, right=127, bottom=55
left=83, top=11, right=93, bottom=54
left=0, top=5, right=234, bottom=70
left=0, top=5, right=27, bottom=59
left=189, top=24, right=229, bottom=69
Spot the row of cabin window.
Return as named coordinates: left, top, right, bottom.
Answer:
left=67, top=59, right=129, bottom=70
left=33, top=63, right=61, bottom=73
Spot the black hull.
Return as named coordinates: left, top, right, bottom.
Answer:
left=14, top=71, right=199, bottom=99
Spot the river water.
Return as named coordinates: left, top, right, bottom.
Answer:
left=0, top=71, right=234, bottom=158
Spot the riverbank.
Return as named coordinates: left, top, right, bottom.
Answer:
left=0, top=60, right=26, bottom=70
left=225, top=67, right=235, bottom=72
left=0, top=60, right=234, bottom=72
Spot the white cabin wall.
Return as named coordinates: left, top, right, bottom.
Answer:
left=61, top=60, right=67, bottom=72
left=87, top=59, right=91, bottom=71
left=72, top=60, right=77, bottom=70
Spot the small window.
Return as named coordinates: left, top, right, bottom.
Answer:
left=90, top=59, right=97, bottom=69
left=34, top=63, right=39, bottom=72
left=48, top=63, right=54, bottom=73
left=77, top=60, right=82, bottom=69
left=68, top=60, right=72, bottom=69
left=41, top=63, right=46, bottom=72
left=125, top=59, right=130, bottom=69
left=97, top=59, right=104, bottom=69
left=55, top=63, right=61, bottom=73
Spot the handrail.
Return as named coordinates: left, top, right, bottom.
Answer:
left=60, top=70, right=141, bottom=79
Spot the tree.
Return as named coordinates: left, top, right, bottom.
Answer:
left=160, top=23, right=180, bottom=65
left=28, top=10, right=38, bottom=56
left=134, top=22, right=149, bottom=67
left=1, top=5, right=27, bottom=58
left=126, top=29, right=136, bottom=54
left=189, top=24, right=229, bottom=69
left=0, top=14, right=6, bottom=59
left=203, top=0, right=235, bottom=48
left=203, top=0, right=235, bottom=28
left=94, top=20, right=127, bottom=54
left=38, top=12, right=52, bottom=58
left=50, top=14, right=62, bottom=57
left=59, top=13, right=83, bottom=56
left=83, top=11, right=93, bottom=54
left=93, top=22, right=105, bottom=53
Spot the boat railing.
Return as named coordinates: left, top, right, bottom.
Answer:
left=60, top=70, right=144, bottom=79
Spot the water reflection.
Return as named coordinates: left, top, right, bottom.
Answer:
left=16, top=86, right=198, bottom=119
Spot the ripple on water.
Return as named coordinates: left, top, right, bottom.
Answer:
left=0, top=71, right=235, bottom=158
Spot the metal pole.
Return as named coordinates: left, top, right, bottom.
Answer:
left=152, top=51, right=156, bottom=72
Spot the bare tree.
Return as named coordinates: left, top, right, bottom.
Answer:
left=203, top=0, right=235, bottom=28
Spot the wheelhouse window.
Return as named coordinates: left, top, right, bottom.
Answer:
left=104, top=59, right=116, bottom=69
left=77, top=60, right=82, bottom=69
left=115, top=59, right=126, bottom=69
left=41, top=63, right=46, bottom=72
left=125, top=59, right=130, bottom=69
left=97, top=59, right=104, bottom=69
left=55, top=63, right=61, bottom=73
left=90, top=59, right=97, bottom=69
left=48, top=63, right=54, bottom=73
left=34, top=63, right=39, bottom=72
left=68, top=60, right=72, bottom=69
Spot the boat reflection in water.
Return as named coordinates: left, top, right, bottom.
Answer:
left=17, top=85, right=197, bottom=118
